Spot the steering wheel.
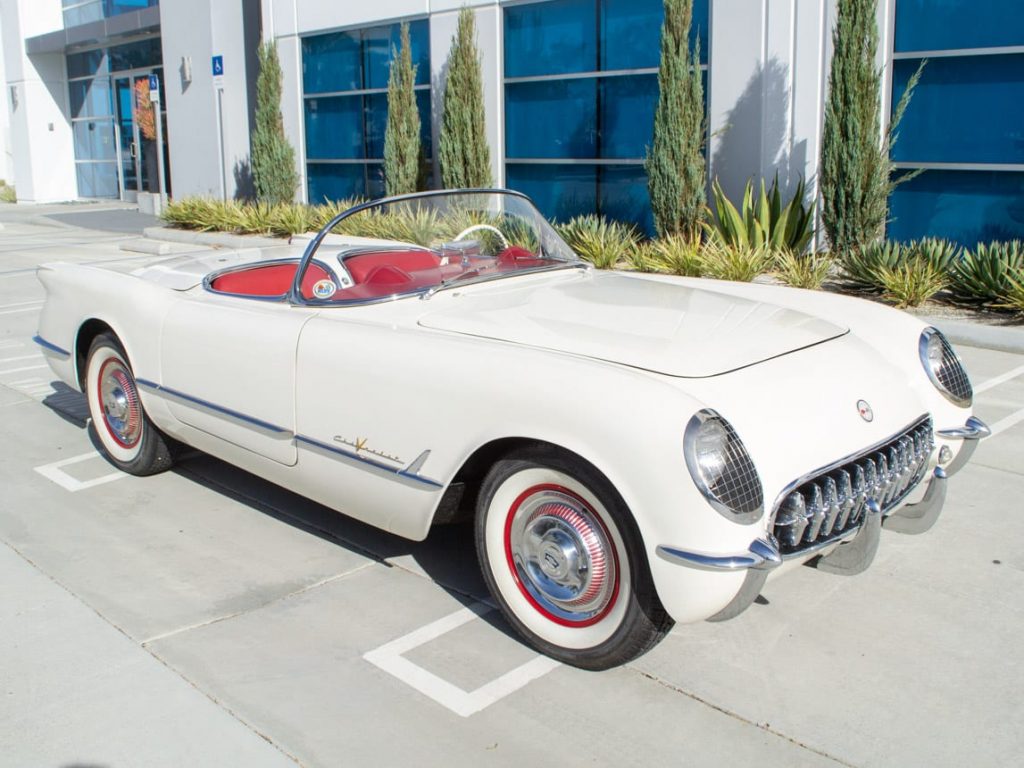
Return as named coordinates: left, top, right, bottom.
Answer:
left=453, top=224, right=509, bottom=251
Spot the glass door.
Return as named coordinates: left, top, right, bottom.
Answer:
left=113, top=71, right=165, bottom=201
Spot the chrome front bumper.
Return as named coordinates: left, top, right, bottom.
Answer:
left=656, top=415, right=989, bottom=622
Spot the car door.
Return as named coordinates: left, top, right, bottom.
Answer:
left=159, top=295, right=314, bottom=465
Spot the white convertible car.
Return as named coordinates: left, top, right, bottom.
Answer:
left=35, top=189, right=988, bottom=669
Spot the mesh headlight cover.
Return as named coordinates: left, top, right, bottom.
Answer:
left=684, top=410, right=763, bottom=523
left=919, top=328, right=972, bottom=406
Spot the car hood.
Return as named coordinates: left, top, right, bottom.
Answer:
left=418, top=271, right=848, bottom=377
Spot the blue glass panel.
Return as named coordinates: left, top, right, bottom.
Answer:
left=70, top=79, right=114, bottom=119
left=891, top=54, right=1024, bottom=164
left=304, top=96, right=364, bottom=160
left=108, top=37, right=162, bottom=71
left=600, top=75, right=657, bottom=158
left=67, top=50, right=106, bottom=79
left=64, top=1, right=103, bottom=27
left=365, top=92, right=386, bottom=159
left=75, top=162, right=119, bottom=198
left=302, top=31, right=360, bottom=94
left=417, top=89, right=432, bottom=157
left=506, top=164, right=598, bottom=223
left=363, top=19, right=431, bottom=90
left=601, top=165, right=653, bottom=233
left=307, top=163, right=366, bottom=203
left=888, top=169, right=1024, bottom=245
left=894, top=0, right=1024, bottom=52
left=504, top=0, right=598, bottom=77
left=506, top=79, right=597, bottom=158
left=601, top=0, right=707, bottom=69
left=73, top=119, right=117, bottom=160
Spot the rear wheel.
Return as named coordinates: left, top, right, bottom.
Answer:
left=475, top=446, right=672, bottom=669
left=85, top=333, right=174, bottom=475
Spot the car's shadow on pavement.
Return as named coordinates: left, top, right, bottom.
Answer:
left=43, top=382, right=521, bottom=643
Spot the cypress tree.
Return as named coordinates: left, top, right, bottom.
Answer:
left=646, top=0, right=705, bottom=239
left=384, top=23, right=422, bottom=196
left=252, top=41, right=298, bottom=204
left=439, top=7, right=492, bottom=189
left=819, top=0, right=922, bottom=254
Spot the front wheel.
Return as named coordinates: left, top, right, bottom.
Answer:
left=84, top=332, right=175, bottom=476
left=475, top=447, right=672, bottom=669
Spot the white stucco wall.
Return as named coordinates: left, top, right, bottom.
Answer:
left=0, top=0, right=76, bottom=203
left=160, top=0, right=259, bottom=199
left=0, top=11, right=12, bottom=185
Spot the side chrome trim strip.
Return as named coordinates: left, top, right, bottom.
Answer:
left=33, top=334, right=71, bottom=359
left=294, top=434, right=443, bottom=489
left=136, top=379, right=293, bottom=437
left=656, top=538, right=782, bottom=572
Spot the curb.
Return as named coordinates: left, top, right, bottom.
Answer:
left=143, top=226, right=286, bottom=249
left=923, top=317, right=1024, bottom=355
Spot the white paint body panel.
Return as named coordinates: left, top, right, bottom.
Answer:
left=34, top=254, right=977, bottom=625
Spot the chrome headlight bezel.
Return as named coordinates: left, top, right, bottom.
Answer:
left=919, top=327, right=973, bottom=407
left=683, top=409, right=764, bottom=524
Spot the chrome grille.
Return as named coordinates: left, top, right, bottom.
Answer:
left=935, top=333, right=973, bottom=405
left=772, top=417, right=934, bottom=556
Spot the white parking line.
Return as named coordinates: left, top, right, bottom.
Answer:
left=975, top=364, right=1024, bottom=394
left=0, top=306, right=42, bottom=316
left=990, top=407, right=1024, bottom=437
left=0, top=341, right=24, bottom=349
left=0, top=354, right=43, bottom=363
left=0, top=364, right=49, bottom=375
left=34, top=452, right=127, bottom=492
left=0, top=299, right=44, bottom=309
left=363, top=602, right=560, bottom=718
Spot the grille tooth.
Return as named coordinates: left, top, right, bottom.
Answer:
left=772, top=417, right=934, bottom=556
left=821, top=476, right=841, bottom=537
left=835, top=469, right=855, bottom=530
left=805, top=484, right=826, bottom=542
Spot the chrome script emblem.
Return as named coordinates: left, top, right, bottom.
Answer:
left=857, top=400, right=874, bottom=422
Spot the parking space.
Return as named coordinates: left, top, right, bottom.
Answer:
left=1, top=222, right=1022, bottom=766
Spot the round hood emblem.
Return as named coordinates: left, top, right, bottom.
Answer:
left=857, top=400, right=874, bottom=422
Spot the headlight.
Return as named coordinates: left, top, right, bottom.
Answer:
left=684, top=409, right=763, bottom=523
left=919, top=327, right=972, bottom=407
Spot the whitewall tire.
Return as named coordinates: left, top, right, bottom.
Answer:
left=475, top=446, right=672, bottom=669
left=85, top=333, right=174, bottom=476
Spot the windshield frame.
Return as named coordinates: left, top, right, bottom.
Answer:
left=287, top=188, right=583, bottom=307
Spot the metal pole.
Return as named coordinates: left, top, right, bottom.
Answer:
left=215, top=86, right=227, bottom=201
left=153, top=100, right=167, bottom=207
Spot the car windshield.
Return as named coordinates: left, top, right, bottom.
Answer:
left=293, top=190, right=581, bottom=304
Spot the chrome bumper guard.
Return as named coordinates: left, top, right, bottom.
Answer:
left=937, top=415, right=990, bottom=477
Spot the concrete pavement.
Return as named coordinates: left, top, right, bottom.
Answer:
left=1, top=207, right=1022, bottom=767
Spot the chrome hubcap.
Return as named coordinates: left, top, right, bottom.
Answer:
left=98, top=360, right=141, bottom=448
left=507, top=487, right=617, bottom=622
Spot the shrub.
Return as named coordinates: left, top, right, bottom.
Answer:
left=701, top=241, right=773, bottom=282
left=708, top=175, right=815, bottom=254
left=649, top=235, right=705, bottom=276
left=268, top=203, right=316, bottom=236
left=774, top=250, right=833, bottom=290
left=625, top=242, right=660, bottom=273
left=950, top=240, right=1024, bottom=305
left=439, top=7, right=492, bottom=188
left=819, top=0, right=922, bottom=254
left=875, top=261, right=948, bottom=308
left=0, top=184, right=15, bottom=204
left=384, top=23, right=421, bottom=196
left=556, top=215, right=639, bottom=269
left=646, top=0, right=705, bottom=239
left=998, top=274, right=1024, bottom=313
left=252, top=42, right=298, bottom=204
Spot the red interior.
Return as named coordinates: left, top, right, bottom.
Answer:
left=209, top=262, right=331, bottom=298
left=208, top=247, right=551, bottom=302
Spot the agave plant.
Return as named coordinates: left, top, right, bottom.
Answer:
left=707, top=174, right=816, bottom=255
left=555, top=215, right=639, bottom=270
left=838, top=240, right=903, bottom=292
left=624, top=242, right=660, bottom=273
left=268, top=202, right=316, bottom=236
left=701, top=241, right=773, bottom=282
left=875, top=261, right=948, bottom=308
left=950, top=240, right=1024, bottom=305
left=997, top=273, right=1024, bottom=313
left=648, top=235, right=705, bottom=277
left=774, top=250, right=833, bottom=290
